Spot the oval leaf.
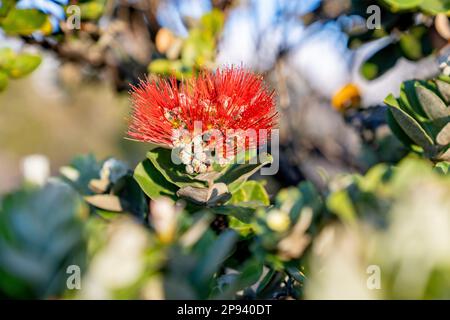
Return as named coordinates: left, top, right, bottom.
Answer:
left=192, top=229, right=238, bottom=285
left=133, top=159, right=178, bottom=200
left=147, top=148, right=206, bottom=188
left=385, top=94, right=434, bottom=149
left=8, top=54, right=42, bottom=79
left=437, top=122, right=450, bottom=145
left=416, top=85, right=450, bottom=120
left=436, top=79, right=450, bottom=104
left=228, top=180, right=269, bottom=207
left=216, top=153, right=273, bottom=192
left=1, top=9, right=47, bottom=35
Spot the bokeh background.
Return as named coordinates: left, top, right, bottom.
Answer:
left=1, top=0, right=450, bottom=300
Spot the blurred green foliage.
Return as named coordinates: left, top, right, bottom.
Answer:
left=0, top=0, right=107, bottom=93
left=349, top=0, right=448, bottom=80
left=381, top=0, right=450, bottom=14
left=1, top=152, right=449, bottom=299
left=76, top=0, right=106, bottom=21
left=149, top=9, right=224, bottom=78
left=308, top=157, right=450, bottom=299
left=0, top=3, right=51, bottom=36
left=0, top=180, right=87, bottom=299
left=0, top=48, right=42, bottom=92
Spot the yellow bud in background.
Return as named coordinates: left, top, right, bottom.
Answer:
left=267, top=209, right=290, bottom=233
left=331, top=83, right=361, bottom=112
left=156, top=28, right=176, bottom=54
left=40, top=18, right=54, bottom=36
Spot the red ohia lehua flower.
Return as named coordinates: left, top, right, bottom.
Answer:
left=127, top=66, right=278, bottom=174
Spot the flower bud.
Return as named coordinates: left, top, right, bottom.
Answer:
left=267, top=209, right=290, bottom=233
left=150, top=197, right=181, bottom=243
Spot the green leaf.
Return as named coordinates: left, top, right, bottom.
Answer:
left=439, top=145, right=450, bottom=161
left=434, top=161, right=450, bottom=175
left=94, top=210, right=122, bottom=221
left=385, top=94, right=434, bottom=149
left=358, top=164, right=390, bottom=192
left=240, top=181, right=270, bottom=205
left=233, top=258, right=264, bottom=290
left=0, top=48, right=42, bottom=79
left=211, top=205, right=255, bottom=223
left=227, top=187, right=246, bottom=204
left=182, top=29, right=215, bottom=66
left=111, top=175, right=147, bottom=218
left=435, top=79, right=450, bottom=104
left=147, top=148, right=206, bottom=188
left=0, top=47, right=16, bottom=70
left=7, top=54, right=42, bottom=79
left=382, top=0, right=450, bottom=14
left=437, top=123, right=450, bottom=146
left=148, top=59, right=185, bottom=77
left=399, top=32, right=422, bottom=61
left=326, top=190, right=357, bottom=224
left=200, top=9, right=224, bottom=37
left=398, top=26, right=432, bottom=61
left=191, top=229, right=238, bottom=285
left=419, top=0, right=450, bottom=15
left=399, top=80, right=427, bottom=121
left=227, top=216, right=254, bottom=236
left=79, top=2, right=104, bottom=20
left=272, top=183, right=318, bottom=223
left=0, top=9, right=48, bottom=35
left=256, top=269, right=279, bottom=296
left=60, top=154, right=101, bottom=195
left=228, top=180, right=269, bottom=207
left=216, top=153, right=273, bottom=192
left=296, top=182, right=323, bottom=216
left=286, top=265, right=307, bottom=283
left=382, top=0, right=422, bottom=11
left=0, top=0, right=15, bottom=18
left=133, top=159, right=178, bottom=200
left=360, top=43, right=401, bottom=80
left=416, top=85, right=450, bottom=120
